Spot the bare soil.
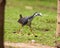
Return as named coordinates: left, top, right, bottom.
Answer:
left=4, top=42, right=55, bottom=48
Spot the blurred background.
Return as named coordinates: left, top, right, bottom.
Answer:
left=4, top=0, right=57, bottom=46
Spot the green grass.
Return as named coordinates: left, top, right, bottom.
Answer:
left=4, top=0, right=57, bottom=46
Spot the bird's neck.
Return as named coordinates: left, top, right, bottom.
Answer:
left=28, top=14, right=37, bottom=19
left=32, top=14, right=37, bottom=17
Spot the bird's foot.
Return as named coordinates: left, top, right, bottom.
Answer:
left=28, top=33, right=30, bottom=35
left=16, top=31, right=20, bottom=34
left=16, top=31, right=22, bottom=34
left=32, top=34, right=38, bottom=37
left=35, top=35, right=38, bottom=37
left=13, top=31, right=22, bottom=34
left=13, top=31, right=20, bottom=34
left=13, top=31, right=16, bottom=33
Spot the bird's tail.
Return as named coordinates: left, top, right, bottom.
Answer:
left=20, top=14, right=22, bottom=18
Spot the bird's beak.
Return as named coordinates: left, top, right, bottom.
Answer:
left=40, top=13, right=42, bottom=16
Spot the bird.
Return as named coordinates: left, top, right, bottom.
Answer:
left=14, top=12, right=42, bottom=36
left=18, top=12, right=42, bottom=27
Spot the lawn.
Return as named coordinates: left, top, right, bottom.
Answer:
left=4, top=0, right=57, bottom=46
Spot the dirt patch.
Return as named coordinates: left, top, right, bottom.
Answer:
left=25, top=6, right=33, bottom=10
left=4, top=42, right=55, bottom=48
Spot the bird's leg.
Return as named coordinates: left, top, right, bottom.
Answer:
left=29, top=25, right=32, bottom=32
left=29, top=26, right=38, bottom=37
left=29, top=26, right=35, bottom=35
left=28, top=22, right=35, bottom=35
left=17, top=24, right=23, bottom=34
left=13, top=24, right=22, bottom=34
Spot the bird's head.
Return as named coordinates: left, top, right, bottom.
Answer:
left=33, top=12, right=42, bottom=16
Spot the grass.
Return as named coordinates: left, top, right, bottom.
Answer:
left=4, top=0, right=57, bottom=46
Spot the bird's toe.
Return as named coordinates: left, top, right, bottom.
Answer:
left=35, top=35, right=38, bottom=37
